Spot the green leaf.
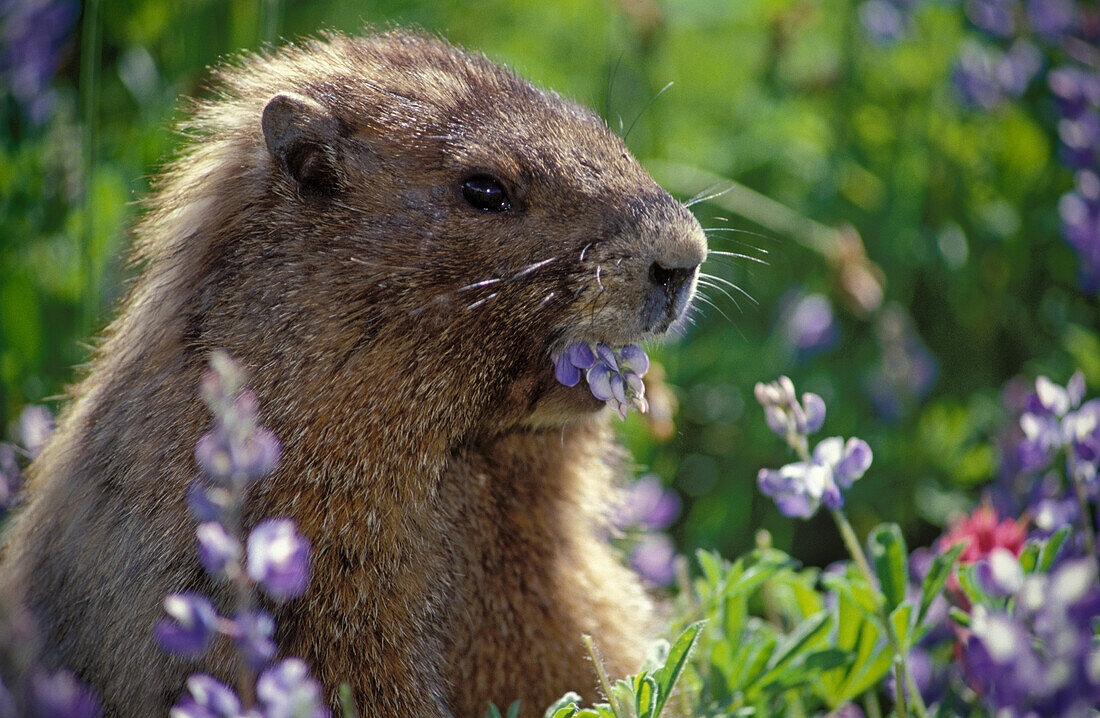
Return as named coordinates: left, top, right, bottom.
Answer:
left=634, top=675, right=658, bottom=718
left=948, top=607, right=971, bottom=628
left=485, top=705, right=502, bottom=718
left=918, top=543, right=963, bottom=625
left=506, top=701, right=522, bottom=718
left=544, top=692, right=582, bottom=718
left=803, top=648, right=852, bottom=672
left=1039, top=525, right=1072, bottom=571
left=869, top=523, right=909, bottom=612
left=652, top=621, right=706, bottom=715
left=761, top=610, right=831, bottom=677
left=956, top=564, right=991, bottom=606
left=1018, top=540, right=1041, bottom=573
left=890, top=601, right=915, bottom=651
left=610, top=679, right=635, bottom=718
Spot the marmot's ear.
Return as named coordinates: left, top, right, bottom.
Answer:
left=262, top=93, right=342, bottom=196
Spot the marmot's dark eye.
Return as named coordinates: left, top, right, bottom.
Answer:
left=461, top=175, right=512, bottom=213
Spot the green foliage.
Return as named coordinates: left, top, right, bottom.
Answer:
left=544, top=623, right=703, bottom=718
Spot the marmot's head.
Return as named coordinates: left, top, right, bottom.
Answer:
left=148, top=31, right=704, bottom=433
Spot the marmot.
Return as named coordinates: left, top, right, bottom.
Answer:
left=0, top=31, right=706, bottom=716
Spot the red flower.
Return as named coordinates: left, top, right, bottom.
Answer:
left=938, top=504, right=1027, bottom=563
left=937, top=503, right=1027, bottom=606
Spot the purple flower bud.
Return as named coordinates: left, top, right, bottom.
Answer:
left=172, top=674, right=242, bottom=718
left=800, top=393, right=826, bottom=434
left=256, top=659, right=332, bottom=718
left=154, top=593, right=219, bottom=657
left=754, top=381, right=780, bottom=407
left=196, top=522, right=241, bottom=579
left=777, top=376, right=797, bottom=406
left=618, top=345, right=649, bottom=376
left=553, top=353, right=582, bottom=387
left=586, top=363, right=614, bottom=402
left=229, top=610, right=277, bottom=672
left=27, top=669, right=101, bottom=718
left=763, top=405, right=788, bottom=436
left=247, top=519, right=311, bottom=601
left=835, top=438, right=873, bottom=488
left=629, top=533, right=677, bottom=586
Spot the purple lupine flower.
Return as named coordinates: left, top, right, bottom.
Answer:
left=995, top=40, right=1042, bottom=97
left=1058, top=109, right=1100, bottom=169
left=255, top=659, right=332, bottom=718
left=18, top=405, right=54, bottom=459
left=781, top=292, right=839, bottom=359
left=553, top=342, right=650, bottom=419
left=0, top=443, right=20, bottom=510
left=246, top=519, right=311, bottom=601
left=1060, top=170, right=1100, bottom=292
left=170, top=675, right=243, bottom=718
left=196, top=522, right=241, bottom=579
left=754, top=377, right=826, bottom=437
left=965, top=0, right=1017, bottom=37
left=757, top=437, right=873, bottom=518
left=228, top=610, right=277, bottom=672
left=864, top=305, right=938, bottom=421
left=973, top=547, right=1025, bottom=597
left=618, top=475, right=681, bottom=532
left=26, top=669, right=100, bottom=718
left=1018, top=370, right=1100, bottom=472
left=0, top=0, right=78, bottom=126
left=964, top=559, right=1100, bottom=715
left=859, top=0, right=908, bottom=44
left=630, top=533, right=677, bottom=586
left=195, top=420, right=281, bottom=486
left=553, top=343, right=596, bottom=387
left=1049, top=66, right=1100, bottom=119
left=154, top=593, right=220, bottom=657
left=1026, top=0, right=1078, bottom=39
left=952, top=41, right=1005, bottom=111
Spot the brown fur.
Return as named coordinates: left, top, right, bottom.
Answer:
left=0, top=31, right=705, bottom=716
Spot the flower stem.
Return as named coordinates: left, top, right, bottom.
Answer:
left=831, top=509, right=926, bottom=718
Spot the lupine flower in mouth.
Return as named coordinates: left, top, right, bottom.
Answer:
left=554, top=342, right=650, bottom=420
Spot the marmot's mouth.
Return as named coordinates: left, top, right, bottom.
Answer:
left=552, top=342, right=649, bottom=420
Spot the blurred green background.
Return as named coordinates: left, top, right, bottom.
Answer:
left=2, top=0, right=1097, bottom=567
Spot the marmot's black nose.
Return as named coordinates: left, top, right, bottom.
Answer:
left=649, top=261, right=694, bottom=300
left=642, top=260, right=699, bottom=332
